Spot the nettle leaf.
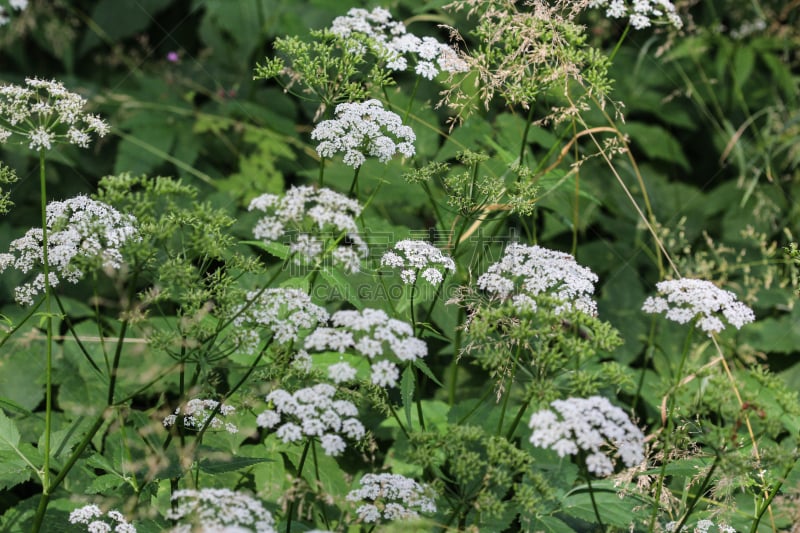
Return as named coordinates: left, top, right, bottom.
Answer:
left=85, top=473, right=126, bottom=494
left=561, top=483, right=645, bottom=528
left=0, top=411, right=38, bottom=489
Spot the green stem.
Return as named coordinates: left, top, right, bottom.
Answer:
left=30, top=411, right=107, bottom=533
left=504, top=397, right=532, bottom=441
left=608, top=24, right=630, bottom=63
left=33, top=150, right=54, bottom=533
left=0, top=298, right=43, bottom=352
left=496, top=345, right=521, bottom=436
left=348, top=166, right=361, bottom=198
left=518, top=105, right=535, bottom=169
left=674, top=454, right=719, bottom=533
left=585, top=474, right=605, bottom=530
left=286, top=439, right=313, bottom=533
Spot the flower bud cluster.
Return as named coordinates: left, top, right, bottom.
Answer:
left=311, top=99, right=415, bottom=169
left=166, top=488, right=276, bottom=533
left=0, top=77, right=109, bottom=150
left=476, top=243, right=599, bottom=316
left=68, top=504, right=136, bottom=533
left=162, top=398, right=238, bottom=434
left=346, top=473, right=437, bottom=524
left=641, top=278, right=755, bottom=335
left=587, top=0, right=683, bottom=30
left=249, top=186, right=368, bottom=273
left=381, top=239, right=455, bottom=285
left=304, top=308, right=427, bottom=388
left=256, top=383, right=365, bottom=456
left=329, top=7, right=468, bottom=79
left=232, top=288, right=329, bottom=354
left=0, top=195, right=139, bottom=306
left=528, top=396, right=645, bottom=477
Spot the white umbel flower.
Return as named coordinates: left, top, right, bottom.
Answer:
left=528, top=396, right=645, bottom=477
left=381, top=240, right=456, bottom=286
left=69, top=505, right=136, bottom=533
left=166, top=489, right=276, bottom=533
left=0, top=78, right=109, bottom=148
left=304, top=308, right=427, bottom=388
left=588, top=0, right=683, bottom=29
left=256, top=383, right=364, bottom=456
left=311, top=99, right=416, bottom=168
left=231, top=288, right=329, bottom=354
left=477, top=243, right=599, bottom=316
left=163, top=398, right=238, bottom=434
left=346, top=473, right=437, bottom=524
left=249, top=186, right=368, bottom=273
left=641, top=278, right=755, bottom=335
left=0, top=195, right=139, bottom=306
left=329, top=7, right=468, bottom=77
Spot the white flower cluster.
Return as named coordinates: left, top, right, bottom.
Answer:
left=381, top=240, right=456, bottom=286
left=166, top=488, right=275, bottom=533
left=528, top=396, right=645, bottom=477
left=68, top=504, right=136, bottom=533
left=346, top=473, right=437, bottom=524
left=0, top=0, right=27, bottom=27
left=249, top=186, right=368, bottom=273
left=641, top=278, right=755, bottom=335
left=476, top=243, right=599, bottom=316
left=231, top=288, right=329, bottom=354
left=311, top=99, right=415, bottom=168
left=256, top=383, right=365, bottom=456
left=162, top=398, right=238, bottom=434
left=0, top=77, right=109, bottom=150
left=329, top=7, right=468, bottom=79
left=304, top=308, right=427, bottom=388
left=588, top=0, right=683, bottom=30
left=665, top=520, right=736, bottom=533
left=0, top=195, right=139, bottom=306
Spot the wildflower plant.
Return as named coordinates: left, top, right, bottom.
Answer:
left=346, top=473, right=437, bottom=524
left=588, top=0, right=683, bottom=30
left=381, top=239, right=456, bottom=286
left=68, top=505, right=136, bottom=533
left=248, top=186, right=368, bottom=273
left=166, top=489, right=276, bottom=533
left=163, top=398, right=238, bottom=434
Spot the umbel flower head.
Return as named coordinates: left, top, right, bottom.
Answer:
left=477, top=243, right=599, bottom=315
left=528, top=395, right=645, bottom=477
left=231, top=287, right=329, bottom=354
left=588, top=0, right=683, bottom=30
left=166, top=488, right=276, bottom=533
left=304, top=308, right=428, bottom=388
left=256, top=382, right=365, bottom=456
left=68, top=504, right=136, bottom=533
left=0, top=0, right=27, bottom=27
left=381, top=239, right=456, bottom=286
left=0, top=77, right=109, bottom=150
left=641, top=278, right=755, bottom=335
left=162, top=398, right=238, bottom=434
left=311, top=99, right=415, bottom=168
left=665, top=520, right=736, bottom=533
left=249, top=186, right=368, bottom=273
left=0, top=195, right=139, bottom=306
left=329, top=7, right=468, bottom=79
left=346, top=473, right=437, bottom=524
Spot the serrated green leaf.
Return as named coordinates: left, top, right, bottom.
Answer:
left=85, top=473, right=126, bottom=494
left=413, top=359, right=443, bottom=387
left=0, top=450, right=31, bottom=490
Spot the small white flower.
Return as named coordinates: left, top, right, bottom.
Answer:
left=370, top=359, right=399, bottom=388
left=0, top=195, right=139, bottom=306
left=642, top=278, right=755, bottom=335
left=477, top=243, right=598, bottom=316
left=347, top=473, right=436, bottom=524
left=528, top=396, right=644, bottom=477
left=381, top=240, right=455, bottom=286
left=311, top=99, right=416, bottom=168
left=592, top=0, right=682, bottom=29
left=69, top=505, right=136, bottom=533
left=328, top=361, right=358, bottom=383
left=260, top=384, right=364, bottom=455
left=166, top=489, right=276, bottom=533
left=163, top=399, right=238, bottom=434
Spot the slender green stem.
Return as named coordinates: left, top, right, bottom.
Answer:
left=0, top=298, right=43, bottom=351
left=674, top=454, right=719, bottom=533
left=648, top=325, right=695, bottom=532
left=386, top=394, right=411, bottom=441
left=348, top=166, right=361, bottom=198
left=496, top=345, right=521, bottom=436
left=33, top=150, right=55, bottom=533
left=585, top=474, right=605, bottom=530
left=286, top=439, right=313, bottom=533
left=608, top=24, right=630, bottom=63
left=30, top=411, right=107, bottom=533
left=504, top=397, right=532, bottom=440
left=749, top=458, right=796, bottom=533
left=518, top=105, right=535, bottom=169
